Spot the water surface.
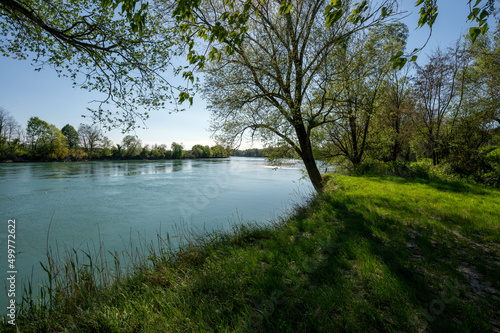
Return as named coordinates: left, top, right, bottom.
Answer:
left=0, top=157, right=312, bottom=307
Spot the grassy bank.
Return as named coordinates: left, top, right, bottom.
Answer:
left=2, top=175, right=500, bottom=332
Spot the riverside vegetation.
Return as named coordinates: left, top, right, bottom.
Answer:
left=0, top=111, right=298, bottom=162
left=0, top=113, right=232, bottom=161
left=1, top=171, right=499, bottom=332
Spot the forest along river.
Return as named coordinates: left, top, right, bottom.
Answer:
left=0, top=157, right=312, bottom=309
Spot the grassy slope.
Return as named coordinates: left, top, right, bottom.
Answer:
left=4, top=175, right=500, bottom=332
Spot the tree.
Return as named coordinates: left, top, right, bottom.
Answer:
left=191, top=144, right=212, bottom=158
left=202, top=145, right=213, bottom=158
left=78, top=124, right=101, bottom=158
left=0, top=107, right=20, bottom=141
left=465, top=23, right=500, bottom=127
left=369, top=65, right=415, bottom=162
left=1, top=0, right=496, bottom=131
left=150, top=144, right=168, bottom=159
left=202, top=0, right=402, bottom=191
left=442, top=26, right=500, bottom=175
left=171, top=142, right=184, bottom=159
left=121, top=135, right=142, bottom=158
left=413, top=47, right=466, bottom=165
left=45, top=124, right=69, bottom=159
left=25, top=117, right=68, bottom=159
left=99, top=136, right=114, bottom=158
left=319, top=23, right=408, bottom=167
left=61, top=124, right=79, bottom=149
left=211, top=144, right=230, bottom=158
left=1, top=0, right=495, bottom=134
left=26, top=116, right=51, bottom=150
left=1, top=0, right=190, bottom=130
left=0, top=107, right=21, bottom=159
left=191, top=144, right=204, bottom=158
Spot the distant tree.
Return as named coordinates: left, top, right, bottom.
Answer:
left=150, top=144, right=168, bottom=159
left=78, top=124, right=101, bottom=158
left=0, top=107, right=21, bottom=159
left=45, top=124, right=69, bottom=159
left=111, top=144, right=123, bottom=159
left=26, top=117, right=52, bottom=150
left=191, top=144, right=204, bottom=158
left=202, top=145, right=212, bottom=158
left=121, top=135, right=142, bottom=158
left=61, top=124, right=79, bottom=149
left=171, top=142, right=184, bottom=159
left=25, top=117, right=68, bottom=159
left=140, top=144, right=150, bottom=159
left=211, top=145, right=230, bottom=158
left=99, top=136, right=113, bottom=158
left=101, top=136, right=113, bottom=150
left=0, top=107, right=20, bottom=142
left=191, top=144, right=212, bottom=158
left=441, top=27, right=500, bottom=175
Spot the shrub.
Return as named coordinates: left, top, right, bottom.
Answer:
left=351, top=159, right=461, bottom=182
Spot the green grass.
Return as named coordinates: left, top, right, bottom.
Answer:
left=2, top=175, right=499, bottom=332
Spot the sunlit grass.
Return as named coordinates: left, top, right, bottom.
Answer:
left=2, top=175, right=499, bottom=332
left=326, top=175, right=500, bottom=242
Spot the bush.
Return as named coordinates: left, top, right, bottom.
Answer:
left=353, top=160, right=414, bottom=178
left=477, top=170, right=500, bottom=187
left=352, top=159, right=460, bottom=182
left=353, top=160, right=386, bottom=175
left=470, top=147, right=500, bottom=187
left=485, top=147, right=500, bottom=164
left=408, top=159, right=432, bottom=179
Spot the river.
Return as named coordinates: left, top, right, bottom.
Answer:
left=0, top=157, right=312, bottom=309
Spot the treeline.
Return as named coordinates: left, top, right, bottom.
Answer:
left=310, top=28, right=500, bottom=187
left=0, top=112, right=231, bottom=161
left=231, top=147, right=297, bottom=158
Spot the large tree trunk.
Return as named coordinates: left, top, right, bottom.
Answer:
left=295, top=124, right=324, bottom=192
left=302, top=146, right=324, bottom=193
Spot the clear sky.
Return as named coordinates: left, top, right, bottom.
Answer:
left=0, top=1, right=494, bottom=149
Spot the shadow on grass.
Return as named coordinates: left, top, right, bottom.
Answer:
left=160, top=193, right=499, bottom=332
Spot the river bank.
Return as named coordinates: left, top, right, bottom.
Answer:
left=2, top=174, right=499, bottom=332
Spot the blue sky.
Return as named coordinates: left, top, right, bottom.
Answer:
left=0, top=1, right=491, bottom=149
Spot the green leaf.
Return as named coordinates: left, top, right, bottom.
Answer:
left=381, top=6, right=388, bottom=18
left=393, top=51, right=404, bottom=58
left=325, top=9, right=343, bottom=28
left=479, top=9, right=488, bottom=21
left=278, top=1, right=293, bottom=15
left=390, top=51, right=407, bottom=69
left=469, top=27, right=481, bottom=43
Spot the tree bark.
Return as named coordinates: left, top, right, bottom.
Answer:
left=295, top=123, right=324, bottom=192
